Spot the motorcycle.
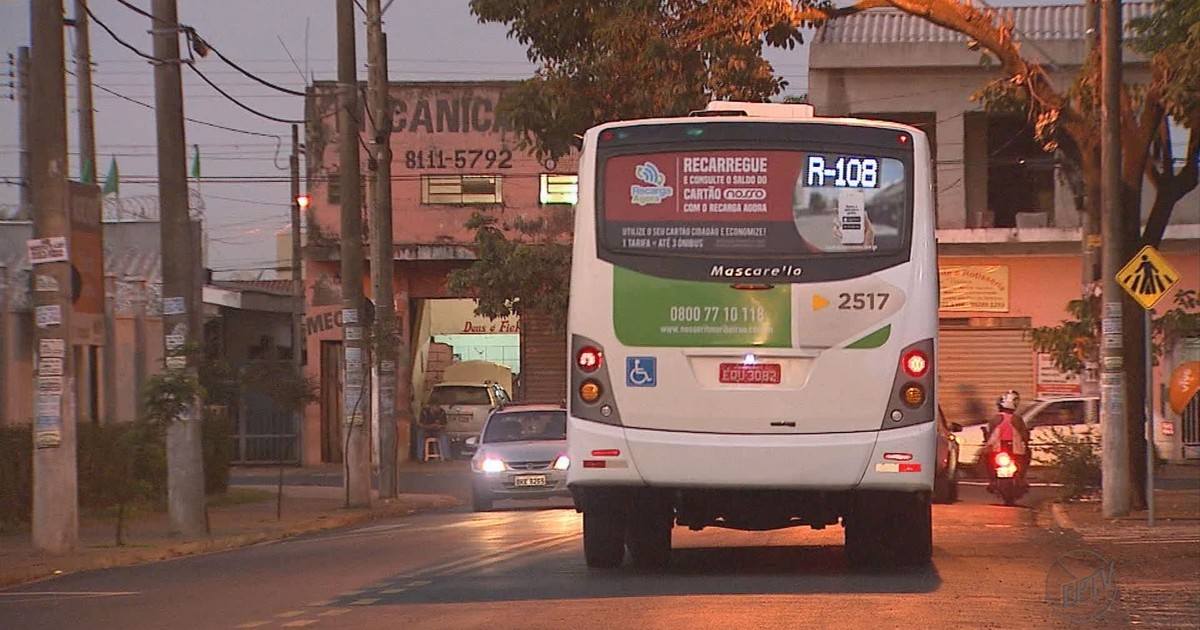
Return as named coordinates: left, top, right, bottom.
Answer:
left=990, top=447, right=1027, bottom=506
left=983, top=426, right=1028, bottom=506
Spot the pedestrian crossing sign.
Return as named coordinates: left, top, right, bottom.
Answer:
left=1117, top=245, right=1179, bottom=309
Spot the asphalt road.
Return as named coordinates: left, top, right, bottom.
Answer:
left=2, top=478, right=1133, bottom=630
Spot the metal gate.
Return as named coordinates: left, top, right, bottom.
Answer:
left=938, top=325, right=1035, bottom=425
left=232, top=389, right=300, bottom=464
left=1184, top=394, right=1200, bottom=447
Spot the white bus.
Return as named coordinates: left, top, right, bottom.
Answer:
left=566, top=101, right=939, bottom=569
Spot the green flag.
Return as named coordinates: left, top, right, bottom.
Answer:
left=190, top=144, right=200, bottom=179
left=81, top=157, right=95, bottom=185
left=102, top=157, right=119, bottom=195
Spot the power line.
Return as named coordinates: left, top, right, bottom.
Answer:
left=64, top=69, right=284, bottom=140
left=192, top=35, right=307, bottom=97
left=85, top=6, right=159, bottom=63
left=188, top=63, right=305, bottom=124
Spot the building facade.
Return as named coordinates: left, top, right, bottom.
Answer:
left=301, top=81, right=577, bottom=465
left=809, top=3, right=1200, bottom=459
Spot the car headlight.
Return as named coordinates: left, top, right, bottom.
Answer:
left=552, top=454, right=570, bottom=471
left=480, top=457, right=506, bottom=474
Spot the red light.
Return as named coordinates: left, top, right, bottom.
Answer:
left=577, top=346, right=603, bottom=372
left=994, top=452, right=1013, bottom=468
left=898, top=134, right=909, bottom=144
left=582, top=460, right=606, bottom=468
left=902, top=350, right=929, bottom=378
left=591, top=449, right=620, bottom=457
left=600, top=131, right=614, bottom=142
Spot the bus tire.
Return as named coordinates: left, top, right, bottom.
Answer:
left=627, top=509, right=673, bottom=569
left=583, top=509, right=626, bottom=568
left=893, top=493, right=933, bottom=566
left=844, top=506, right=885, bottom=568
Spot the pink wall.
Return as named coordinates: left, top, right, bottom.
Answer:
left=940, top=251, right=1200, bottom=325
left=307, top=82, right=578, bottom=245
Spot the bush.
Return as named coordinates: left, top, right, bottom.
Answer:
left=0, top=427, right=33, bottom=531
left=0, top=413, right=234, bottom=530
left=202, top=406, right=234, bottom=495
left=1046, top=427, right=1102, bottom=500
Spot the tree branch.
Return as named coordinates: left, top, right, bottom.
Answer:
left=789, top=0, right=893, bottom=23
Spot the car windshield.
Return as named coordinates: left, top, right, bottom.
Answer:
left=427, top=386, right=491, bottom=406
left=482, top=411, right=567, bottom=443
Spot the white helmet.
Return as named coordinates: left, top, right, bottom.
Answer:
left=997, top=390, right=1020, bottom=411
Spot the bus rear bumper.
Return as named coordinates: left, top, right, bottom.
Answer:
left=566, top=418, right=934, bottom=492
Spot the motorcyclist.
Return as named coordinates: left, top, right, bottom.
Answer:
left=985, top=390, right=1031, bottom=491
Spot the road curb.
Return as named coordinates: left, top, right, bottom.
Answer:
left=0, top=494, right=460, bottom=589
left=1050, top=502, right=1077, bottom=531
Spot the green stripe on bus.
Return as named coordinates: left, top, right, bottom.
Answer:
left=612, top=267, right=792, bottom=348
left=846, top=324, right=891, bottom=349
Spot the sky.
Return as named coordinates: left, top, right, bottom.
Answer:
left=0, top=0, right=812, bottom=276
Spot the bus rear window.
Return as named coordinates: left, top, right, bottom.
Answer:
left=600, top=149, right=908, bottom=257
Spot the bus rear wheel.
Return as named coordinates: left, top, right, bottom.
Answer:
left=626, top=507, right=673, bottom=569
left=845, top=491, right=932, bottom=568
left=583, top=509, right=626, bottom=568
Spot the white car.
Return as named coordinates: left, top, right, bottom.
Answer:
left=465, top=404, right=571, bottom=512
left=957, top=396, right=1100, bottom=468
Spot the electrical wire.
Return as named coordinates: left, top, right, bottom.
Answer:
left=188, top=63, right=305, bottom=124
left=115, top=0, right=307, bottom=96
left=65, top=69, right=284, bottom=141
left=85, top=6, right=160, bottom=63
left=113, top=0, right=157, bottom=23
left=193, top=35, right=307, bottom=97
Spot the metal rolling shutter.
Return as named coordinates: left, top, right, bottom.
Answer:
left=519, top=312, right=567, bottom=404
left=938, top=327, right=1035, bottom=425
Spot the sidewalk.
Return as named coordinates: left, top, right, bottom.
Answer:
left=0, top=469, right=460, bottom=589
left=1045, top=464, right=1200, bottom=629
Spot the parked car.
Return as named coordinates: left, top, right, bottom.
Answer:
left=464, top=404, right=571, bottom=512
left=957, top=396, right=1100, bottom=469
left=422, top=381, right=511, bottom=458
left=934, top=406, right=963, bottom=503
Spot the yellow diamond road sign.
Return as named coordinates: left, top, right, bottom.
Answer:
left=1117, top=245, right=1179, bottom=310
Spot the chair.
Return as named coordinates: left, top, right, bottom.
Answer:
left=423, top=437, right=444, bottom=462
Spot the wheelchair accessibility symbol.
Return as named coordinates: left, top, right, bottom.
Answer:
left=626, top=357, right=657, bottom=387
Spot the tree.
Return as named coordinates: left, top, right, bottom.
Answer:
left=1030, top=290, right=1200, bottom=375
left=468, top=0, right=816, bottom=160
left=447, top=208, right=573, bottom=322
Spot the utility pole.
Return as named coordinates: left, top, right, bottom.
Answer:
left=72, top=0, right=104, bottom=425
left=338, top=0, right=371, bottom=507
left=73, top=0, right=96, bottom=183
left=1099, top=0, right=1130, bottom=518
left=366, top=0, right=398, bottom=498
left=29, top=0, right=79, bottom=554
left=290, top=123, right=304, bottom=381
left=151, top=0, right=206, bottom=535
left=17, top=47, right=31, bottom=219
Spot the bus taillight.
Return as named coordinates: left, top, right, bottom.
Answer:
left=902, top=350, right=929, bottom=378
left=902, top=383, right=926, bottom=408
left=580, top=380, right=603, bottom=404
left=577, top=346, right=604, bottom=372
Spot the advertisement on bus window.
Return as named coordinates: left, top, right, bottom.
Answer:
left=601, top=150, right=907, bottom=257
